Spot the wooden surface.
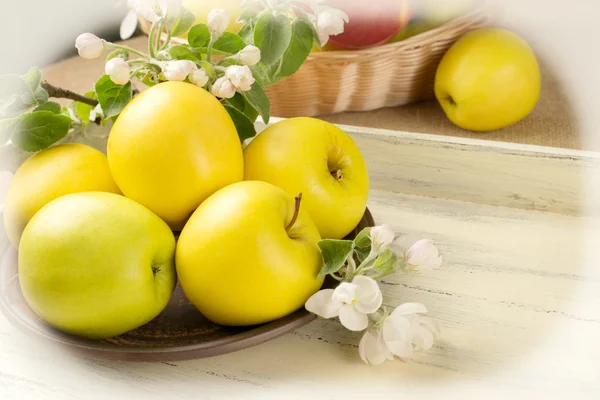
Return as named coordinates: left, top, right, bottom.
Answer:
left=2, top=123, right=599, bottom=399
left=41, top=35, right=581, bottom=151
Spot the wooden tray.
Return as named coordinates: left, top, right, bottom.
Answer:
left=1, top=121, right=599, bottom=395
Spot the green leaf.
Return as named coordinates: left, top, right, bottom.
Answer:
left=107, top=49, right=129, bottom=61
left=225, top=93, right=258, bottom=122
left=238, top=8, right=260, bottom=24
left=250, top=63, right=270, bottom=86
left=21, top=67, right=49, bottom=106
left=238, top=22, right=255, bottom=45
left=168, top=44, right=202, bottom=62
left=354, top=227, right=372, bottom=249
left=372, top=248, right=399, bottom=276
left=0, top=75, right=32, bottom=118
left=11, top=111, right=72, bottom=152
left=254, top=12, right=292, bottom=66
left=223, top=104, right=257, bottom=143
left=75, top=91, right=97, bottom=123
left=171, top=8, right=196, bottom=37
left=243, top=82, right=270, bottom=124
left=95, top=75, right=132, bottom=119
left=213, top=32, right=246, bottom=54
left=273, top=19, right=314, bottom=82
left=0, top=68, right=49, bottom=118
left=33, top=101, right=61, bottom=114
left=188, top=24, right=210, bottom=48
left=317, top=239, right=354, bottom=278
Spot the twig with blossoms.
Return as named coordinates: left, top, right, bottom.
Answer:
left=1, top=0, right=352, bottom=156
left=305, top=224, right=443, bottom=365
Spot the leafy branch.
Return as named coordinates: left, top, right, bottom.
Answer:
left=1, top=0, right=341, bottom=153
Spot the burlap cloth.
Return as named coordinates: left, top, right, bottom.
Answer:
left=43, top=37, right=580, bottom=150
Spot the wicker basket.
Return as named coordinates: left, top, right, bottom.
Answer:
left=139, top=7, right=491, bottom=117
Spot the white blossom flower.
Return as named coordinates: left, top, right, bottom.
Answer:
left=305, top=275, right=383, bottom=331
left=359, top=303, right=441, bottom=365
left=105, top=58, right=131, bottom=85
left=370, top=224, right=395, bottom=250
left=75, top=33, right=105, bottom=60
left=120, top=9, right=139, bottom=40
left=207, top=9, right=230, bottom=37
left=128, top=0, right=183, bottom=24
left=237, top=45, right=261, bottom=66
left=89, top=104, right=104, bottom=122
left=314, top=7, right=349, bottom=45
left=359, top=329, right=393, bottom=365
left=189, top=68, right=209, bottom=87
left=405, top=239, right=443, bottom=272
left=225, top=65, right=255, bottom=92
left=163, top=60, right=196, bottom=81
left=211, top=77, right=236, bottom=99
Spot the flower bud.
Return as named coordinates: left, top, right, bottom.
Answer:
left=237, top=45, right=261, bottom=66
left=105, top=58, right=131, bottom=85
left=75, top=33, right=104, bottom=60
left=211, top=77, right=236, bottom=99
left=370, top=224, right=395, bottom=250
left=405, top=239, right=442, bottom=272
left=207, top=8, right=230, bottom=37
left=225, top=65, right=255, bottom=92
left=163, top=60, right=196, bottom=81
left=189, top=69, right=209, bottom=87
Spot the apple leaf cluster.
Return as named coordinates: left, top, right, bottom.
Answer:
left=318, top=227, right=401, bottom=281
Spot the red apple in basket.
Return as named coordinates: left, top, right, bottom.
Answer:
left=327, top=0, right=413, bottom=50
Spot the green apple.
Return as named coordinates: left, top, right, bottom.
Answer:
left=18, top=192, right=176, bottom=340
left=243, top=117, right=370, bottom=240
left=176, top=181, right=324, bottom=326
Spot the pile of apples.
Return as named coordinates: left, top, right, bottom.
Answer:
left=2, top=81, right=370, bottom=340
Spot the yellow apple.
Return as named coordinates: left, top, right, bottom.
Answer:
left=19, top=192, right=176, bottom=340
left=176, top=180, right=324, bottom=326
left=107, top=81, right=244, bottom=231
left=434, top=28, right=541, bottom=132
left=3, top=143, right=120, bottom=248
left=243, top=118, right=369, bottom=240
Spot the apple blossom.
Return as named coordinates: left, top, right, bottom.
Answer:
left=315, top=7, right=349, bottom=45
left=225, top=65, right=255, bottom=92
left=105, top=58, right=131, bottom=85
left=237, top=45, right=261, bottom=66
left=359, top=329, right=393, bottom=365
left=359, top=302, right=441, bottom=365
left=189, top=68, right=209, bottom=87
left=163, top=60, right=196, bottom=81
left=405, top=239, right=443, bottom=272
left=211, top=77, right=236, bottom=99
left=120, top=9, right=139, bottom=40
left=207, top=9, right=230, bottom=37
left=89, top=104, right=104, bottom=122
left=75, top=33, right=104, bottom=60
left=370, top=224, right=395, bottom=250
left=305, top=275, right=382, bottom=331
left=128, top=0, right=183, bottom=24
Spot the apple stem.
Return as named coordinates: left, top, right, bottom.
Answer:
left=331, top=169, right=343, bottom=180
left=286, top=193, right=303, bottom=231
